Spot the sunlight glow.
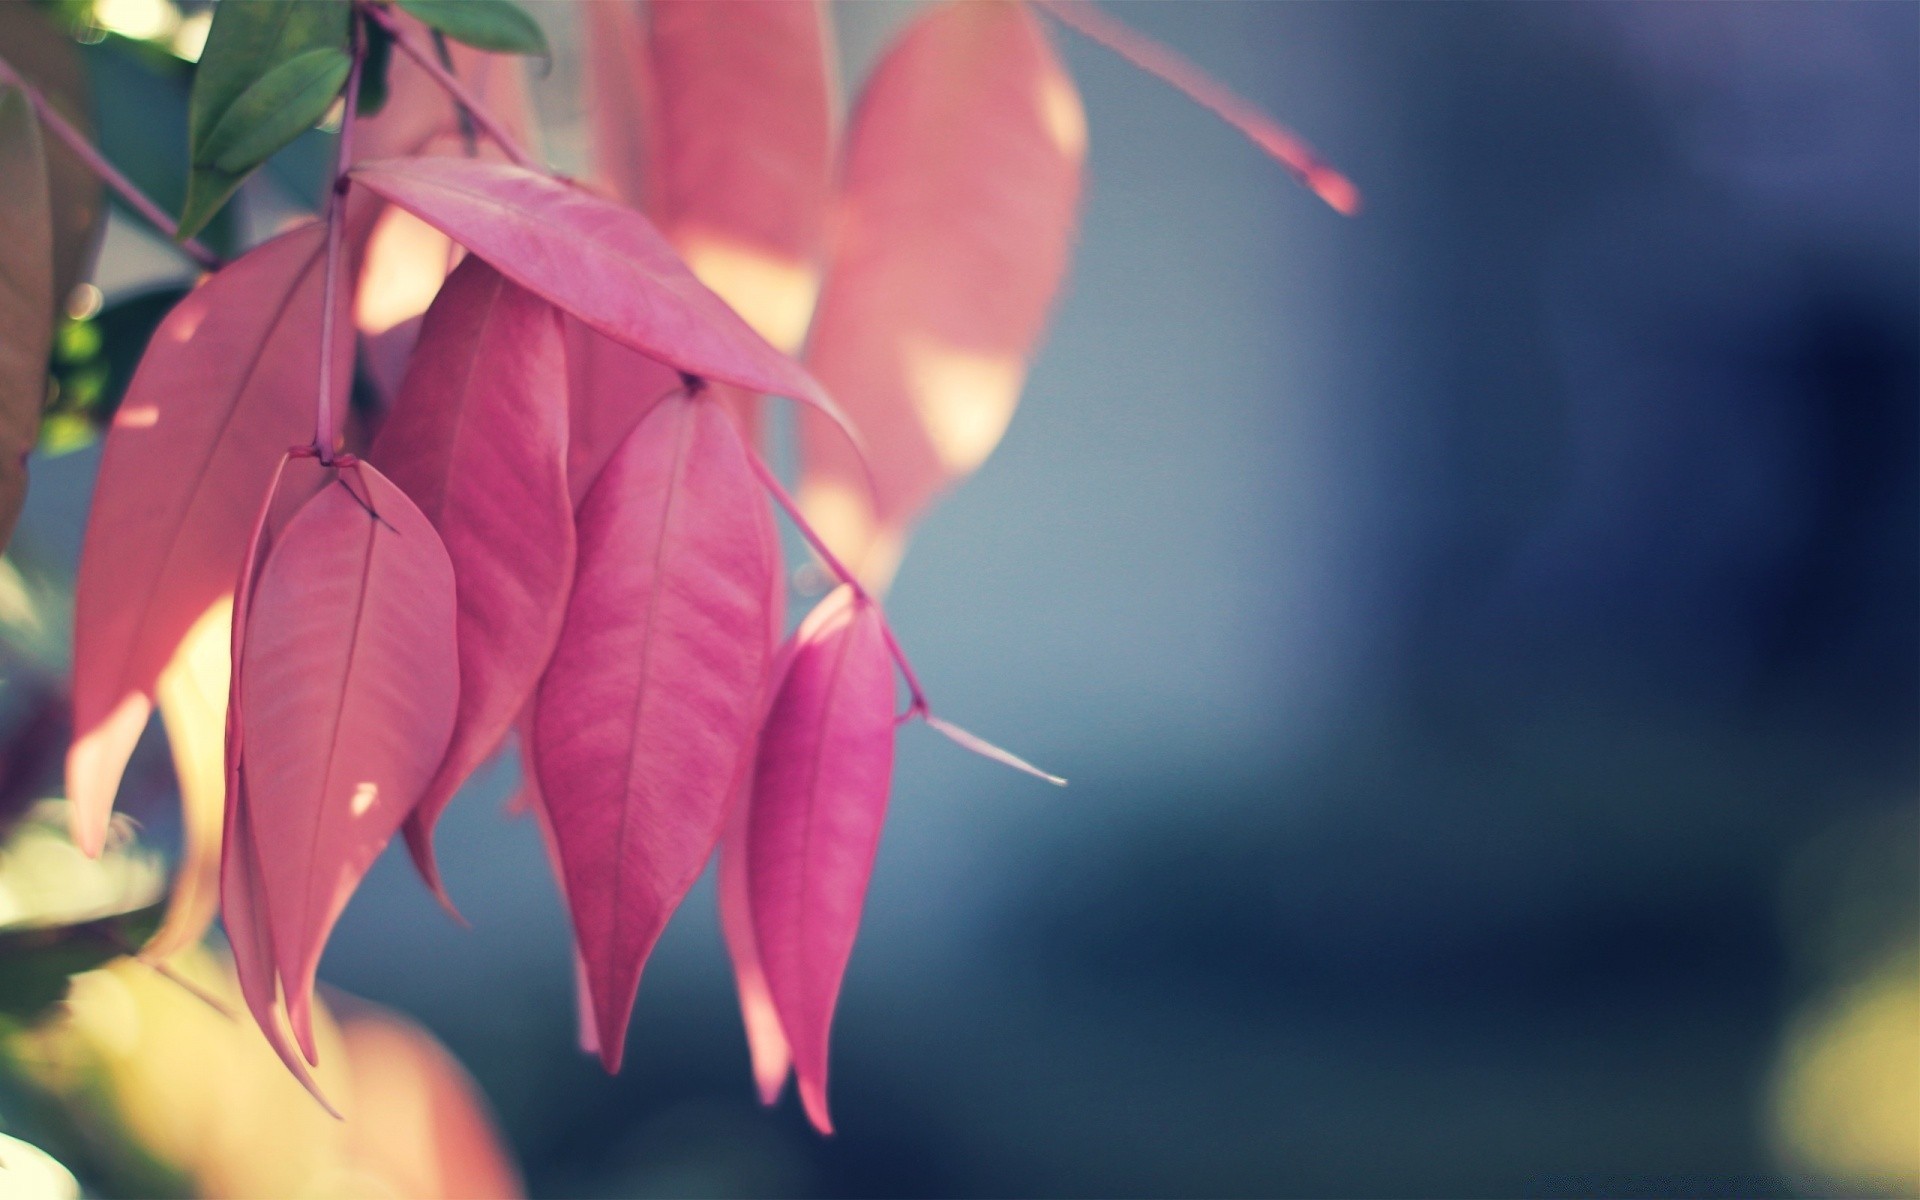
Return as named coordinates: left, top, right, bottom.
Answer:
left=677, top=231, right=820, bottom=353
left=903, top=335, right=1025, bottom=475
left=93, top=0, right=176, bottom=43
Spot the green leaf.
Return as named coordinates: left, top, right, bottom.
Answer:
left=357, top=15, right=395, bottom=116
left=397, top=0, right=549, bottom=57
left=179, top=0, right=349, bottom=241
left=196, top=46, right=350, bottom=175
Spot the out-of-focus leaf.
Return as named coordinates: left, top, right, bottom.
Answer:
left=179, top=0, right=350, bottom=240
left=0, top=4, right=104, bottom=313
left=82, top=36, right=239, bottom=260
left=396, top=0, right=548, bottom=58
left=41, top=286, right=189, bottom=456
left=799, top=0, right=1085, bottom=590
left=145, top=599, right=232, bottom=961
left=0, top=802, right=167, bottom=1022
left=0, top=86, right=53, bottom=551
left=356, top=14, right=394, bottom=116
left=196, top=46, right=349, bottom=176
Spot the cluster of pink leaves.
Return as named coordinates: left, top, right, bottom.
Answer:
left=60, top=0, right=1349, bottom=1131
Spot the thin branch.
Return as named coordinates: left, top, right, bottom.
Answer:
left=359, top=1, right=540, bottom=172
left=314, top=15, right=367, bottom=463
left=1033, top=0, right=1360, bottom=216
left=743, top=448, right=930, bottom=713
left=0, top=55, right=223, bottom=270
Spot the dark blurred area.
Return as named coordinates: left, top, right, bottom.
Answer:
left=10, top=1, right=1916, bottom=1196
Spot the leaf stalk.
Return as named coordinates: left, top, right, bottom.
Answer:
left=0, top=54, right=223, bottom=270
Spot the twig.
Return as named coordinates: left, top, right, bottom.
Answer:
left=314, top=15, right=367, bottom=463
left=0, top=54, right=223, bottom=270
left=359, top=1, right=540, bottom=172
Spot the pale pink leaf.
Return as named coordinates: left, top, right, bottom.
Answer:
left=799, top=0, right=1085, bottom=590
left=533, top=389, right=773, bottom=1070
left=237, top=462, right=458, bottom=1059
left=748, top=586, right=898, bottom=1134
left=68, top=221, right=354, bottom=856
left=645, top=0, right=837, bottom=356
left=370, top=256, right=574, bottom=905
left=563, top=317, right=683, bottom=507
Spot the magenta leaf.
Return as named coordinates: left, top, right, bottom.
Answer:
left=369, top=256, right=574, bottom=907
left=748, top=586, right=899, bottom=1133
left=347, top=157, right=839, bottom=421
left=533, top=387, right=775, bottom=1070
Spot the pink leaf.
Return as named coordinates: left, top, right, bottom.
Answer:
left=579, top=0, right=653, bottom=211
left=236, top=461, right=459, bottom=1060
left=348, top=157, right=834, bottom=418
left=644, top=0, right=837, bottom=357
left=799, top=0, right=1085, bottom=591
left=563, top=317, right=683, bottom=507
left=719, top=791, right=791, bottom=1105
left=370, top=256, right=574, bottom=907
left=68, top=220, right=355, bottom=856
left=221, top=450, right=336, bottom=1112
left=533, top=388, right=774, bottom=1070
left=748, top=586, right=898, bottom=1134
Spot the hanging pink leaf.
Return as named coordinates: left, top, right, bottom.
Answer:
left=533, top=388, right=774, bottom=1070
left=236, top=462, right=459, bottom=1058
left=799, top=0, right=1085, bottom=591
left=645, top=0, right=837, bottom=357
left=221, top=449, right=336, bottom=1112
left=348, top=157, right=835, bottom=420
left=68, top=220, right=354, bottom=857
left=748, top=586, right=899, bottom=1134
left=369, top=256, right=574, bottom=906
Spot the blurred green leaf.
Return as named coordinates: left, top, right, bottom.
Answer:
left=41, top=286, right=190, bottom=456
left=196, top=46, right=349, bottom=174
left=179, top=0, right=349, bottom=240
left=357, top=13, right=394, bottom=116
left=396, top=0, right=548, bottom=57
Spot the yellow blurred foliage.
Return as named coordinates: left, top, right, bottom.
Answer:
left=1771, top=950, right=1920, bottom=1196
left=7, top=947, right=520, bottom=1199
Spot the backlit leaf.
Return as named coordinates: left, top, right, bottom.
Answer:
left=799, top=0, right=1085, bottom=590
left=68, top=220, right=355, bottom=858
left=348, top=157, right=835, bottom=417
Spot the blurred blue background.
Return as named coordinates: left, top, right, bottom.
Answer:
left=15, top=1, right=1917, bottom=1195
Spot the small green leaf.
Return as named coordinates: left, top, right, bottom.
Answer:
left=397, top=0, right=549, bottom=57
left=179, top=0, right=349, bottom=240
left=196, top=47, right=350, bottom=174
